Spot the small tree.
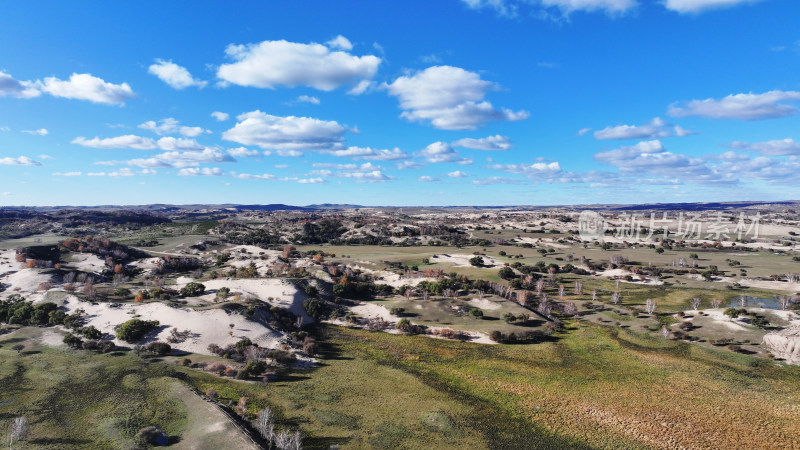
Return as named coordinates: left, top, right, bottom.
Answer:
left=11, top=344, right=24, bottom=355
left=469, top=256, right=484, bottom=267
left=181, top=282, right=206, bottom=297
left=645, top=298, right=657, bottom=315
left=469, top=308, right=484, bottom=319
left=216, top=287, right=230, bottom=301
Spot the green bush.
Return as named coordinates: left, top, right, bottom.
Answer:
left=116, top=319, right=160, bottom=343
left=63, top=333, right=83, bottom=348
left=180, top=282, right=205, bottom=297
left=80, top=325, right=102, bottom=340
left=469, top=308, right=484, bottom=319
left=146, top=341, right=171, bottom=355
left=498, top=267, right=515, bottom=280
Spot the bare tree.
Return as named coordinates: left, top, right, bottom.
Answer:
left=690, top=297, right=701, bottom=310
left=645, top=298, right=657, bottom=315
left=289, top=431, right=302, bottom=450
left=535, top=279, right=545, bottom=295
left=591, top=289, right=597, bottom=302
left=710, top=298, right=722, bottom=309
left=661, top=325, right=670, bottom=339
left=776, top=296, right=791, bottom=310
left=275, top=430, right=291, bottom=450
left=255, top=408, right=275, bottom=447
left=558, top=285, right=565, bottom=299
left=611, top=292, right=621, bottom=305
left=563, top=302, right=577, bottom=316
left=739, top=295, right=747, bottom=309
left=9, top=416, right=29, bottom=447
left=574, top=281, right=583, bottom=296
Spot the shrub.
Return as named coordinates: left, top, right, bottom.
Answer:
left=303, top=298, right=323, bottom=319
left=113, top=288, right=131, bottom=297
left=396, top=318, right=411, bottom=330
left=63, top=333, right=83, bottom=348
left=267, top=349, right=296, bottom=365
left=146, top=341, right=172, bottom=355
left=469, top=308, right=484, bottom=319
left=240, top=359, right=268, bottom=378
left=498, top=267, right=515, bottom=280
left=181, top=282, right=206, bottom=297
left=304, top=285, right=319, bottom=298
left=137, top=426, right=167, bottom=446
left=116, top=319, right=160, bottom=343
left=80, top=325, right=102, bottom=340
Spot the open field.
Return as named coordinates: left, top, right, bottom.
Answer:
left=1, top=204, right=799, bottom=447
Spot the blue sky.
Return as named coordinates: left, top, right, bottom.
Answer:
left=1, top=0, right=799, bottom=206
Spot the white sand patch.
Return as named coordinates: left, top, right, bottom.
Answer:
left=1, top=269, right=56, bottom=293
left=596, top=268, right=664, bottom=285
left=199, top=279, right=311, bottom=323
left=690, top=309, right=751, bottom=331
left=128, top=257, right=161, bottom=272
left=351, top=265, right=437, bottom=288
left=38, top=329, right=66, bottom=348
left=737, top=278, right=800, bottom=293
left=176, top=276, right=195, bottom=287
left=426, top=325, right=497, bottom=345
left=70, top=253, right=107, bottom=273
left=762, top=326, right=800, bottom=365
left=350, top=301, right=395, bottom=322
left=0, top=250, right=20, bottom=277
left=430, top=253, right=503, bottom=268
left=468, top=298, right=502, bottom=310
left=55, top=295, right=284, bottom=355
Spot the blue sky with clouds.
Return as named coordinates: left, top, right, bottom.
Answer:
left=1, top=0, right=799, bottom=206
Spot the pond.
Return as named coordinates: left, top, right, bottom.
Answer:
left=727, top=296, right=782, bottom=310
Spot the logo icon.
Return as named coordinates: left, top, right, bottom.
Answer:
left=578, top=210, right=607, bottom=241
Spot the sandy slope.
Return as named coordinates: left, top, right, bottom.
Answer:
left=48, top=295, right=285, bottom=355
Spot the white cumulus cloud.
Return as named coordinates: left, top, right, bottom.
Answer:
left=386, top=66, right=528, bottom=130
left=222, top=110, right=346, bottom=151
left=211, top=111, right=230, bottom=121
left=22, top=128, right=48, bottom=136
left=663, top=0, right=761, bottom=14
left=419, top=141, right=473, bottom=164
left=217, top=39, right=380, bottom=91
left=326, top=35, right=353, bottom=51
left=177, top=167, right=224, bottom=176
left=668, top=90, right=800, bottom=120
left=0, top=71, right=40, bottom=98
left=72, top=135, right=157, bottom=150
left=0, top=156, right=42, bottom=166
left=39, top=73, right=135, bottom=105
left=452, top=135, right=511, bottom=150
left=728, top=138, right=800, bottom=156
left=148, top=59, right=207, bottom=89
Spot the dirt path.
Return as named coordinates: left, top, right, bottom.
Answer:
left=171, top=382, right=259, bottom=450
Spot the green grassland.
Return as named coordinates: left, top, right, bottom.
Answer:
left=4, top=321, right=800, bottom=449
